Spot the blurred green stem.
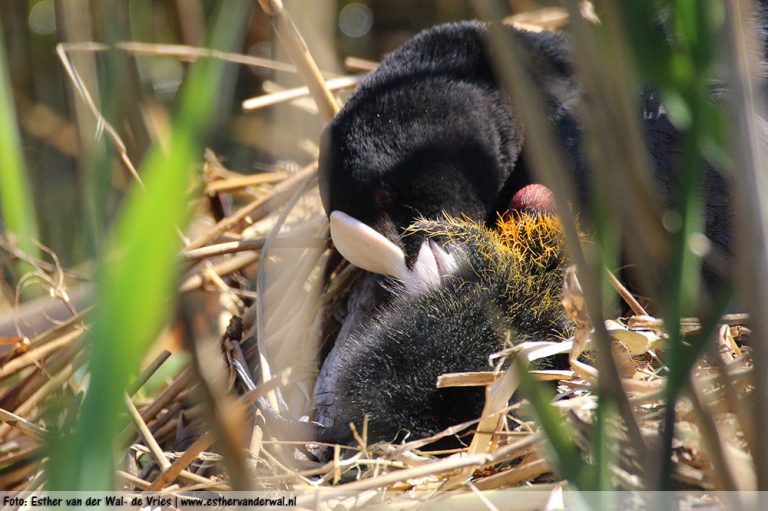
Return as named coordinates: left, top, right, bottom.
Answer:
left=721, top=0, right=768, bottom=492
left=0, top=20, right=40, bottom=279
left=476, top=0, right=651, bottom=489
left=45, top=0, right=252, bottom=491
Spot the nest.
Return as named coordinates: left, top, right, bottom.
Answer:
left=0, top=179, right=754, bottom=501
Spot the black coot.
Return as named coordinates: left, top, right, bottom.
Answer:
left=312, top=16, right=748, bottom=450
left=318, top=20, right=735, bottom=292
left=318, top=21, right=577, bottom=277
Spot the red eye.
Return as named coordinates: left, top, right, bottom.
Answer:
left=373, top=186, right=396, bottom=212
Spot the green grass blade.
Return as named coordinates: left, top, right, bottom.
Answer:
left=515, top=357, right=595, bottom=491
left=592, top=391, right=616, bottom=491
left=617, top=0, right=725, bottom=490
left=720, top=0, right=768, bottom=489
left=0, top=26, right=40, bottom=270
left=475, top=0, right=650, bottom=485
left=45, top=0, right=252, bottom=491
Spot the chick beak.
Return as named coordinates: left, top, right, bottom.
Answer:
left=329, top=210, right=457, bottom=294
left=411, top=238, right=458, bottom=288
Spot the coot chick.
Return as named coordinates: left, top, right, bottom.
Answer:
left=313, top=213, right=573, bottom=449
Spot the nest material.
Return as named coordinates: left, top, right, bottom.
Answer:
left=0, top=159, right=754, bottom=498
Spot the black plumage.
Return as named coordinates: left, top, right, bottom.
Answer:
left=318, top=21, right=577, bottom=267
left=313, top=214, right=572, bottom=448
left=318, top=21, right=738, bottom=283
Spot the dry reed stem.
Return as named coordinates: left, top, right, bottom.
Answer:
left=128, top=350, right=172, bottom=396
left=332, top=449, right=349, bottom=485
left=115, top=41, right=307, bottom=74
left=0, top=408, right=46, bottom=439
left=175, top=469, right=220, bottom=487
left=529, top=370, right=576, bottom=382
left=180, top=252, right=259, bottom=292
left=117, top=470, right=151, bottom=490
left=21, top=313, right=85, bottom=352
left=686, top=375, right=744, bottom=491
left=148, top=432, right=215, bottom=491
left=606, top=269, right=647, bottom=316
left=255, top=81, right=320, bottom=116
left=627, top=314, right=750, bottom=330
left=0, top=331, right=83, bottom=412
left=437, top=370, right=575, bottom=388
left=506, top=7, right=569, bottom=32
left=349, top=420, right=370, bottom=460
left=242, top=75, right=363, bottom=111
left=0, top=351, right=85, bottom=440
left=125, top=394, right=171, bottom=471
left=479, top=435, right=542, bottom=468
left=255, top=0, right=340, bottom=121
left=463, top=364, right=518, bottom=462
left=186, top=163, right=318, bottom=250
left=473, top=458, right=551, bottom=490
left=344, top=56, right=378, bottom=72
left=129, top=444, right=221, bottom=488
left=205, top=172, right=288, bottom=194
left=138, top=367, right=194, bottom=423
left=146, top=401, right=184, bottom=436
left=295, top=453, right=494, bottom=505
left=0, top=328, right=82, bottom=382
left=56, top=43, right=142, bottom=187
left=60, top=40, right=313, bottom=75
left=182, top=237, right=326, bottom=262
left=167, top=481, right=231, bottom=491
